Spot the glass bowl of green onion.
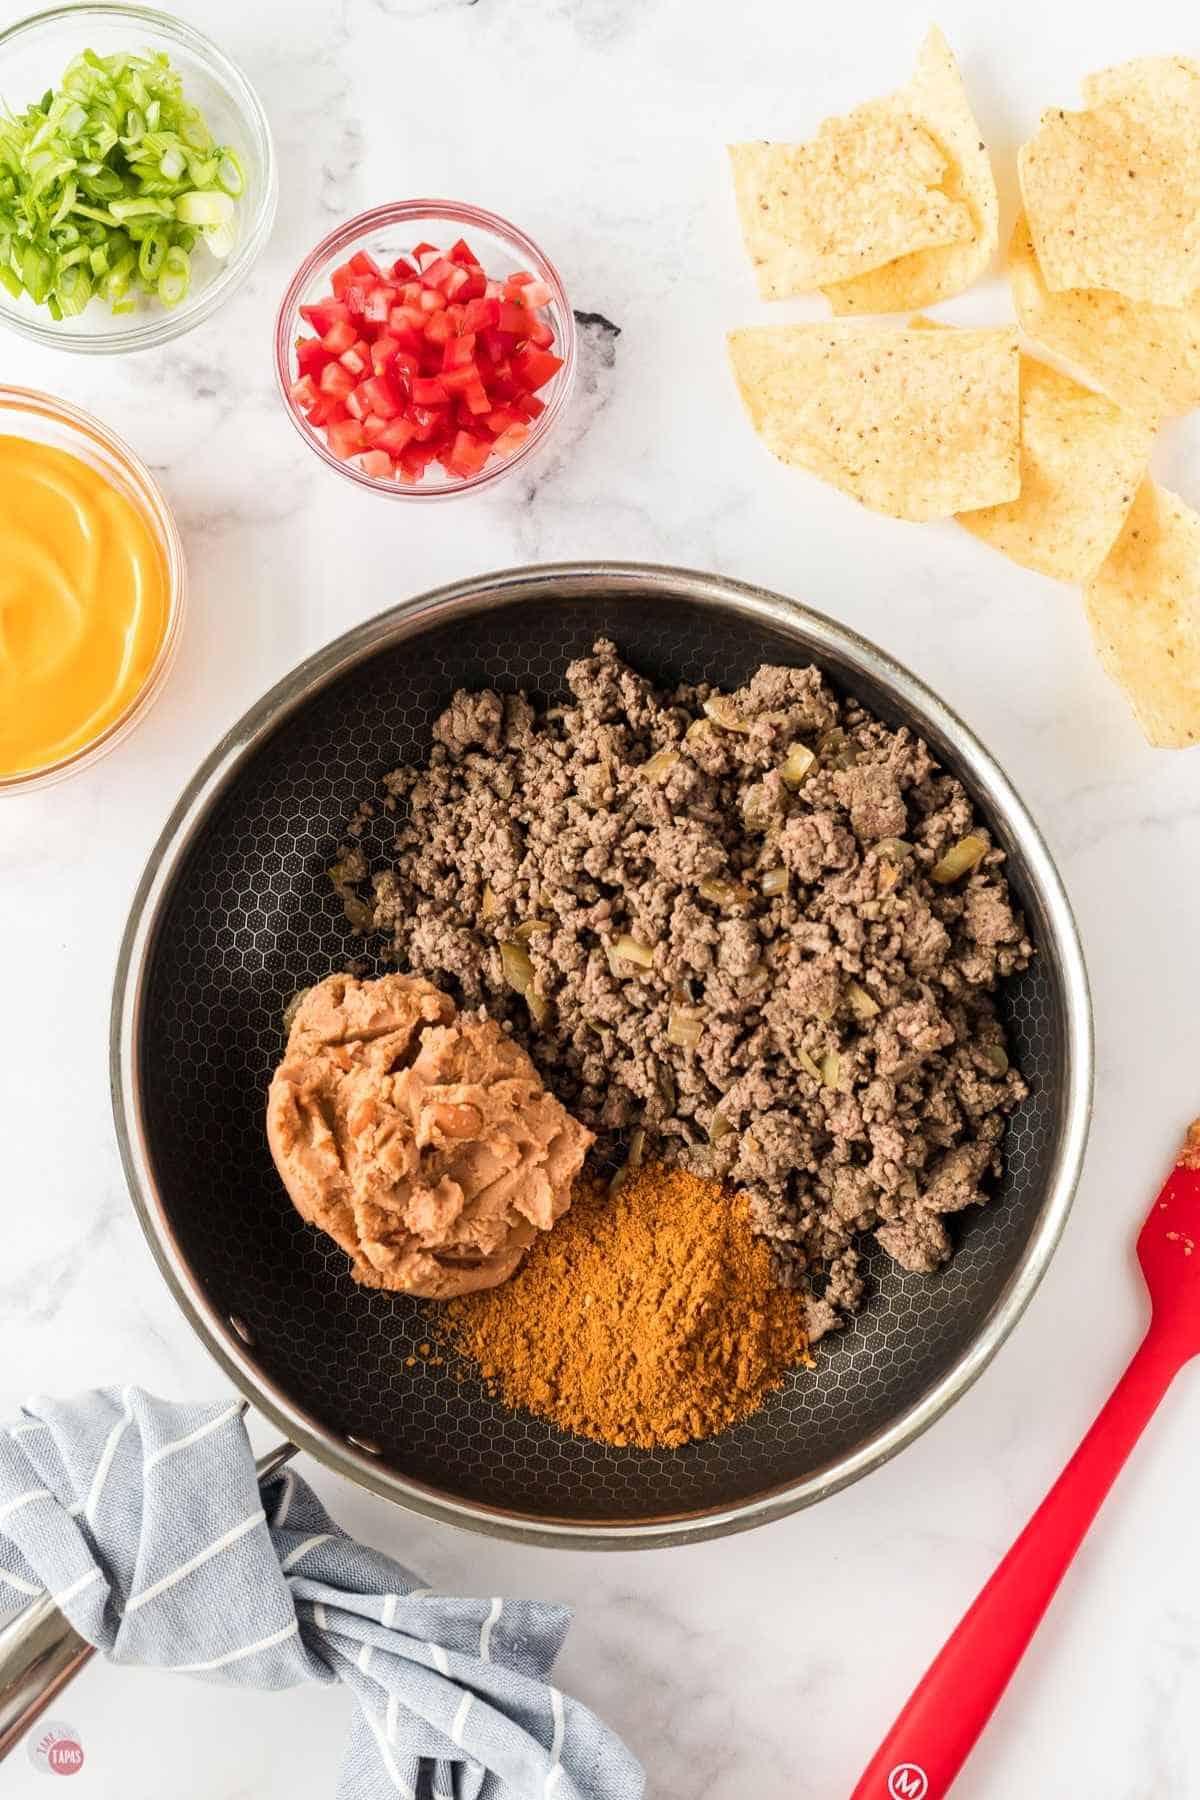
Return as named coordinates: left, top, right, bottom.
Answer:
left=0, top=5, right=276, bottom=352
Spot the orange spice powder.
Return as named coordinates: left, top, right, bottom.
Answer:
left=438, top=1163, right=810, bottom=1449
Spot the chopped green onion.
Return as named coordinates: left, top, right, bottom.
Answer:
left=175, top=189, right=233, bottom=228
left=157, top=243, right=189, bottom=308
left=202, top=219, right=235, bottom=260
left=137, top=225, right=168, bottom=281
left=216, top=151, right=244, bottom=197
left=56, top=260, right=91, bottom=315
left=0, top=45, right=244, bottom=318
left=108, top=196, right=172, bottom=219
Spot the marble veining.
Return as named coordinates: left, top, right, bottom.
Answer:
left=4, top=0, right=1200, bottom=1795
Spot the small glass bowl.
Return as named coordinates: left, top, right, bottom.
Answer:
left=274, top=199, right=577, bottom=499
left=0, top=5, right=277, bottom=354
left=0, top=386, right=186, bottom=794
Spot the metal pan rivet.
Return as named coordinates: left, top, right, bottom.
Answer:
left=228, top=1313, right=256, bottom=1347
left=346, top=1433, right=384, bottom=1457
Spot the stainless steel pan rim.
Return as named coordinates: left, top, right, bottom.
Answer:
left=111, top=561, right=1093, bottom=1549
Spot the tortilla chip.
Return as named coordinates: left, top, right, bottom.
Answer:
left=958, top=354, right=1155, bottom=582
left=729, top=109, right=971, bottom=297
left=1081, top=55, right=1200, bottom=114
left=1085, top=481, right=1200, bottom=748
left=823, top=27, right=999, bottom=314
left=1008, top=213, right=1200, bottom=419
left=727, top=323, right=1020, bottom=521
left=1018, top=86, right=1200, bottom=306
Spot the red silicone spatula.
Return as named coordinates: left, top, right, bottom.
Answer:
left=852, top=1121, right=1200, bottom=1800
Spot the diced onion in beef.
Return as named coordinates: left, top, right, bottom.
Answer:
left=931, top=834, right=987, bottom=884
left=779, top=742, right=816, bottom=789
left=667, top=1006, right=706, bottom=1048
left=639, top=749, right=680, bottom=783
left=703, top=695, right=751, bottom=732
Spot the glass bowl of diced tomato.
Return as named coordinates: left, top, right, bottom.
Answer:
left=274, top=200, right=576, bottom=495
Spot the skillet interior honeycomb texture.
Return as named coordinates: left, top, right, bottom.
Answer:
left=141, top=592, right=1059, bottom=1524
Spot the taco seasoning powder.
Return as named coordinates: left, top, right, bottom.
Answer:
left=438, top=1163, right=811, bottom=1449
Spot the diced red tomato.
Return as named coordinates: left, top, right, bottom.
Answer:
left=463, top=296, right=500, bottom=333
left=443, top=333, right=477, bottom=371
left=318, top=361, right=355, bottom=399
left=423, top=309, right=455, bottom=345
left=374, top=417, right=418, bottom=455
left=289, top=374, right=319, bottom=410
left=483, top=405, right=523, bottom=436
left=355, top=375, right=398, bottom=418
left=462, top=378, right=490, bottom=415
left=444, top=430, right=491, bottom=477
left=495, top=300, right=527, bottom=337
left=294, top=337, right=330, bottom=378
left=299, top=299, right=349, bottom=334
left=440, top=363, right=479, bottom=394
left=492, top=423, right=529, bottom=459
left=290, top=233, right=559, bottom=483
left=408, top=404, right=443, bottom=442
left=421, top=257, right=457, bottom=293
left=321, top=317, right=357, bottom=355
left=327, top=417, right=365, bottom=458
left=362, top=284, right=395, bottom=324
left=512, top=346, right=563, bottom=392
left=338, top=340, right=370, bottom=377
left=370, top=335, right=400, bottom=376
left=305, top=394, right=346, bottom=427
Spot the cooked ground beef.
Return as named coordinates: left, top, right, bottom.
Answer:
left=337, top=640, right=1031, bottom=1343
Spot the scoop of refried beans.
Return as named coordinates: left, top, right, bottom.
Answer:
left=334, top=640, right=1031, bottom=1344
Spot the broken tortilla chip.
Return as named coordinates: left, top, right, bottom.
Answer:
left=727, top=322, right=1020, bottom=522
left=1008, top=213, right=1200, bottom=419
left=823, top=27, right=999, bottom=314
left=1085, top=481, right=1200, bottom=748
left=1081, top=54, right=1200, bottom=114
left=1019, top=79, right=1200, bottom=306
left=729, top=109, right=971, bottom=297
left=958, top=354, right=1155, bottom=583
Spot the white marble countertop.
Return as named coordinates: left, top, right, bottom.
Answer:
left=4, top=0, right=1200, bottom=1793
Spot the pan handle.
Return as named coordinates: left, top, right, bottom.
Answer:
left=0, top=1438, right=297, bottom=1761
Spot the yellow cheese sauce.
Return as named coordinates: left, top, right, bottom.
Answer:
left=0, top=434, right=170, bottom=778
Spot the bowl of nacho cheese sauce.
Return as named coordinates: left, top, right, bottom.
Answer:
left=0, top=388, right=185, bottom=793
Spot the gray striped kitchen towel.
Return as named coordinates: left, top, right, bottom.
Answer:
left=0, top=1388, right=644, bottom=1800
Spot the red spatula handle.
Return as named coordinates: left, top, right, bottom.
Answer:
left=851, top=1323, right=1183, bottom=1800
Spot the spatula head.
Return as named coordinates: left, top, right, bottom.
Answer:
left=1137, top=1123, right=1200, bottom=1348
